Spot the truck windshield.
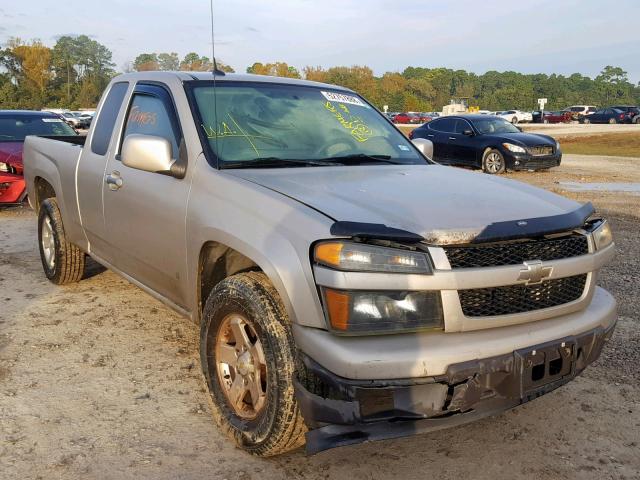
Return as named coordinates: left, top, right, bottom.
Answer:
left=0, top=114, right=77, bottom=142
left=189, top=81, right=425, bottom=168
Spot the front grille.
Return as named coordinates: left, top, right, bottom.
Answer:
left=444, top=235, right=588, bottom=269
left=529, top=145, right=554, bottom=156
left=459, top=274, right=587, bottom=317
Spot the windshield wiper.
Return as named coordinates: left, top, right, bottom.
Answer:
left=318, top=154, right=402, bottom=165
left=223, top=157, right=335, bottom=169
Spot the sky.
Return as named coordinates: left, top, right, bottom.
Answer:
left=0, top=0, right=639, bottom=83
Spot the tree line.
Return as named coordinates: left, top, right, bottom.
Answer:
left=1, top=35, right=638, bottom=111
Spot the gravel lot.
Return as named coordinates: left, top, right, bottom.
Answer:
left=1, top=154, right=639, bottom=480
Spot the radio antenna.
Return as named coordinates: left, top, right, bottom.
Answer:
left=209, top=0, right=219, bottom=74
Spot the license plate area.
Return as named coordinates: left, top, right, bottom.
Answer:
left=516, top=340, right=575, bottom=396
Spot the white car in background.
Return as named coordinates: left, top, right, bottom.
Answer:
left=564, top=105, right=598, bottom=121
left=496, top=110, right=533, bottom=124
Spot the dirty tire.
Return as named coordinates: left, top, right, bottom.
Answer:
left=608, top=117, right=616, bottom=124
left=200, top=271, right=306, bottom=457
left=38, top=198, right=85, bottom=284
left=582, top=117, right=590, bottom=124
left=482, top=148, right=506, bottom=174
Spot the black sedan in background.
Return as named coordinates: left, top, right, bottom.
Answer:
left=409, top=115, right=561, bottom=174
left=611, top=106, right=639, bottom=123
left=581, top=108, right=629, bottom=124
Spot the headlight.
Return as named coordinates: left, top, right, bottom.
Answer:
left=0, top=162, right=8, bottom=172
left=314, top=241, right=432, bottom=274
left=502, top=143, right=527, bottom=153
left=321, top=288, right=443, bottom=334
left=592, top=220, right=613, bottom=250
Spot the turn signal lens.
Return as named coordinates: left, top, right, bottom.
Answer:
left=323, top=288, right=350, bottom=331
left=321, top=288, right=444, bottom=334
left=314, top=242, right=344, bottom=268
left=314, top=241, right=432, bottom=274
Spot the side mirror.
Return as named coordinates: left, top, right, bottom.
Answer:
left=411, top=138, right=433, bottom=160
left=121, top=134, right=174, bottom=174
left=462, top=129, right=474, bottom=136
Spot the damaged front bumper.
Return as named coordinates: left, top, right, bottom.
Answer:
left=295, top=320, right=616, bottom=454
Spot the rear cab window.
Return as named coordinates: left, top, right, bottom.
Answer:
left=91, top=82, right=129, bottom=156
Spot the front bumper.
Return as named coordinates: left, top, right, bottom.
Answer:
left=296, top=318, right=616, bottom=454
left=506, top=150, right=562, bottom=171
left=0, top=172, right=26, bottom=204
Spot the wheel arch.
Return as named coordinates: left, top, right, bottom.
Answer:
left=197, top=241, right=262, bottom=319
left=194, top=234, right=311, bottom=328
left=33, top=176, right=57, bottom=213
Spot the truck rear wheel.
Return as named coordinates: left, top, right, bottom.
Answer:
left=200, top=272, right=306, bottom=456
left=38, top=198, right=85, bottom=284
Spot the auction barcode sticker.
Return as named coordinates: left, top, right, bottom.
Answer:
left=42, top=118, right=63, bottom=122
left=321, top=91, right=368, bottom=108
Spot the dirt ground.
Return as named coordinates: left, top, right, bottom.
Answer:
left=1, top=154, right=639, bottom=480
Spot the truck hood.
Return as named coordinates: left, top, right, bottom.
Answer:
left=227, top=165, right=581, bottom=244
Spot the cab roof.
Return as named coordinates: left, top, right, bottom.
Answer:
left=112, top=71, right=353, bottom=92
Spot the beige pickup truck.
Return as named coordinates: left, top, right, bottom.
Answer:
left=23, top=71, right=616, bottom=456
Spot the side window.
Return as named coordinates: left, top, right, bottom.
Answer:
left=91, top=82, right=129, bottom=156
left=431, top=118, right=455, bottom=133
left=453, top=119, right=472, bottom=134
left=121, top=93, right=180, bottom=158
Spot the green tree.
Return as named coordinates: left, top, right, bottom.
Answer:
left=180, top=52, right=213, bottom=71
left=158, top=52, right=179, bottom=70
left=133, top=53, right=159, bottom=71
left=247, top=62, right=300, bottom=78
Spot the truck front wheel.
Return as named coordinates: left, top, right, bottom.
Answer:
left=200, top=272, right=306, bottom=456
left=37, top=198, right=85, bottom=284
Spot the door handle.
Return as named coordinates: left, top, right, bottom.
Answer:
left=427, top=134, right=435, bottom=137
left=105, top=171, right=123, bottom=191
left=448, top=137, right=457, bottom=140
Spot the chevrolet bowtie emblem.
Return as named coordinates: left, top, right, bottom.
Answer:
left=518, top=260, right=552, bottom=285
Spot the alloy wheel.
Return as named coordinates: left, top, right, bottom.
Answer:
left=485, top=152, right=504, bottom=174
left=215, top=313, right=267, bottom=419
left=41, top=215, right=55, bottom=270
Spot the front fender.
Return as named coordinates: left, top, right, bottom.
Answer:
left=186, top=159, right=334, bottom=329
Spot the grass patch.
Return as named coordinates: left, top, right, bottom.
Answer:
left=556, top=132, right=640, bottom=157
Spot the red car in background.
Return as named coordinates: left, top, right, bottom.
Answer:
left=0, top=110, right=77, bottom=205
left=543, top=111, right=572, bottom=124
left=393, top=113, right=423, bottom=124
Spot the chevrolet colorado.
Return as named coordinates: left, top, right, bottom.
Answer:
left=23, top=71, right=616, bottom=456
